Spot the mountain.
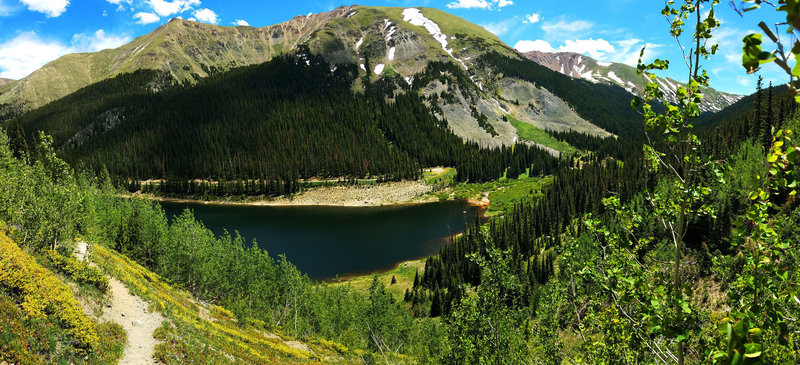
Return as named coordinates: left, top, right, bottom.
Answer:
left=0, top=78, right=13, bottom=88
left=520, top=50, right=742, bottom=112
left=0, top=6, right=511, bottom=111
left=6, top=6, right=662, bottom=185
left=4, top=6, right=627, bottom=148
left=0, top=7, right=354, bottom=111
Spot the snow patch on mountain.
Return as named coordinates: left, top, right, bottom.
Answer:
left=495, top=99, right=509, bottom=114
left=384, top=19, right=397, bottom=42
left=403, top=8, right=463, bottom=69
left=355, top=36, right=363, bottom=51
left=607, top=71, right=624, bottom=85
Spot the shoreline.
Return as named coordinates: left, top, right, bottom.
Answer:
left=131, top=193, right=443, bottom=208
left=125, top=179, right=492, bottom=209
left=140, top=193, right=491, bottom=209
left=129, top=180, right=437, bottom=207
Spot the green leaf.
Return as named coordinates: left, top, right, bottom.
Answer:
left=744, top=343, right=762, bottom=358
left=681, top=301, right=691, bottom=314
left=650, top=298, right=661, bottom=309
left=787, top=147, right=800, bottom=163
left=742, top=33, right=775, bottom=73
left=767, top=153, right=778, bottom=163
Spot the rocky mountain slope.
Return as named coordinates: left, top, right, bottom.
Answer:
left=521, top=50, right=742, bottom=112
left=3, top=6, right=617, bottom=150
left=0, top=78, right=13, bottom=88
left=4, top=5, right=745, bottom=160
left=0, top=7, right=353, bottom=110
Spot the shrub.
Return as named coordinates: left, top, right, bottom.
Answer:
left=42, top=249, right=109, bottom=292
left=0, top=233, right=99, bottom=352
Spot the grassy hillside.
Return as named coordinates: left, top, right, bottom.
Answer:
left=0, top=7, right=354, bottom=110
left=91, top=244, right=354, bottom=363
left=0, top=5, right=517, bottom=113
left=0, top=232, right=126, bottom=364
left=506, top=115, right=578, bottom=155
left=0, top=229, right=359, bottom=364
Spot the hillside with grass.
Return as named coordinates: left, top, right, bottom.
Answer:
left=0, top=128, right=420, bottom=364
left=3, top=2, right=800, bottom=364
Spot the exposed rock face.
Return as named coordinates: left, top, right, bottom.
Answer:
left=520, top=50, right=743, bottom=112
left=0, top=6, right=356, bottom=110
left=5, top=6, right=641, bottom=152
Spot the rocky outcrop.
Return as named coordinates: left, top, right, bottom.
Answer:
left=520, top=50, right=742, bottom=112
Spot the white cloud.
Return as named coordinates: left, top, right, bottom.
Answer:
left=19, top=0, right=69, bottom=17
left=481, top=17, right=517, bottom=36
left=134, top=12, right=160, bottom=24
left=0, top=0, right=17, bottom=16
left=523, top=13, right=539, bottom=24
left=541, top=19, right=592, bottom=34
left=558, top=38, right=614, bottom=59
left=0, top=32, right=71, bottom=79
left=234, top=19, right=248, bottom=26
left=737, top=76, right=753, bottom=87
left=611, top=38, right=651, bottom=65
left=147, top=0, right=199, bottom=17
left=447, top=0, right=490, bottom=9
left=193, top=8, right=217, bottom=24
left=71, top=30, right=131, bottom=52
left=104, top=0, right=131, bottom=4
left=514, top=40, right=554, bottom=53
left=447, top=0, right=512, bottom=10
left=0, top=30, right=132, bottom=79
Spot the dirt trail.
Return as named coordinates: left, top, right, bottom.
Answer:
left=76, top=242, right=164, bottom=365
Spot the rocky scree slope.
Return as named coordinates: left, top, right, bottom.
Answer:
left=521, top=50, right=742, bottom=113
left=7, top=6, right=643, bottom=150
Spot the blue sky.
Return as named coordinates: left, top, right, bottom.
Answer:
left=0, top=0, right=789, bottom=95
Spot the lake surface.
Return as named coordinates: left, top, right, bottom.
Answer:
left=160, top=200, right=484, bottom=281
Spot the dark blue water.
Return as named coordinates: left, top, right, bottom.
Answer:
left=160, top=200, right=483, bottom=281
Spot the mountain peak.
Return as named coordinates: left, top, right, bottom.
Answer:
left=519, top=50, right=742, bottom=112
left=0, top=5, right=516, bottom=111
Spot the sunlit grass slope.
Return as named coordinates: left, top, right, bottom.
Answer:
left=91, top=244, right=361, bottom=364
left=0, top=232, right=125, bottom=364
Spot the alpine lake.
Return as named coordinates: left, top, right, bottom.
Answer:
left=160, top=200, right=485, bottom=281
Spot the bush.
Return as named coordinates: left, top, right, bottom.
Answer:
left=43, top=249, right=109, bottom=292
left=0, top=233, right=99, bottom=352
